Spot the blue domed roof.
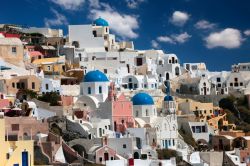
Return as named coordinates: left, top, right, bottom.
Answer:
left=132, top=92, right=154, bottom=105
left=93, top=17, right=109, bottom=26
left=164, top=95, right=174, bottom=101
left=83, top=70, right=109, bottom=82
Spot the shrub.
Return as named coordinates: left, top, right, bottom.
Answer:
left=38, top=92, right=61, bottom=106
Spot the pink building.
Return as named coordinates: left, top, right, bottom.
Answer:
left=108, top=83, right=135, bottom=133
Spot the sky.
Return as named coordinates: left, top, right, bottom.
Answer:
left=1, top=0, right=250, bottom=71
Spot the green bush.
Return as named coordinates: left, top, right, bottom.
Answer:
left=38, top=92, right=61, bottom=106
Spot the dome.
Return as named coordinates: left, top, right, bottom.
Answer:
left=164, top=95, right=174, bottom=101
left=93, top=17, right=109, bottom=26
left=83, top=70, right=109, bottom=82
left=132, top=92, right=154, bottom=105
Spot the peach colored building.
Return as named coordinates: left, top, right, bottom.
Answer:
left=5, top=116, right=49, bottom=140
left=3, top=75, right=41, bottom=96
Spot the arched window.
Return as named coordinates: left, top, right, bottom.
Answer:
left=99, top=86, right=102, bottom=94
left=175, top=67, right=180, bottom=76
left=88, top=87, right=91, bottom=94
left=72, top=41, right=79, bottom=48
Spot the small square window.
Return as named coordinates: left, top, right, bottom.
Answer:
left=123, top=144, right=126, bottom=148
left=12, top=47, right=17, bottom=53
left=12, top=124, right=19, bottom=131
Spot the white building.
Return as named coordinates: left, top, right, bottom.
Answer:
left=209, top=71, right=230, bottom=95
left=122, top=75, right=158, bottom=90
left=183, top=63, right=207, bottom=78
left=76, top=70, right=110, bottom=110
left=40, top=78, right=61, bottom=94
left=156, top=54, right=181, bottom=82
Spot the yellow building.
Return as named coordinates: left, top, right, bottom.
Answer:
left=178, top=98, right=214, bottom=121
left=32, top=56, right=65, bottom=75
left=178, top=98, right=235, bottom=130
left=0, top=114, right=34, bottom=166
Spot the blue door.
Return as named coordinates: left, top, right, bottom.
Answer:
left=22, top=151, right=28, bottom=166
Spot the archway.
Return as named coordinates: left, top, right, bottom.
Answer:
left=134, top=152, right=140, bottom=159
left=166, top=73, right=169, bottom=80
left=71, top=144, right=88, bottom=158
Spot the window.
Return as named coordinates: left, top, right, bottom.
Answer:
left=21, top=82, right=25, bottom=89
left=230, top=83, right=233, bottom=87
left=192, top=126, right=195, bottom=133
left=172, top=139, right=175, bottom=146
left=136, top=110, right=139, bottom=117
left=202, top=126, right=206, bottom=132
left=99, top=128, right=102, bottom=137
left=134, top=84, right=138, bottom=89
left=234, top=82, right=238, bottom=87
left=99, top=157, right=102, bottom=162
left=88, top=87, right=91, bottom=94
left=16, top=83, right=20, bottom=89
left=12, top=124, right=19, bottom=131
left=128, top=78, right=132, bottom=82
left=6, top=153, right=10, bottom=159
left=123, top=144, right=127, bottom=148
left=47, top=66, right=51, bottom=71
left=104, top=69, right=107, bottom=74
left=45, top=84, right=49, bottom=90
left=99, top=86, right=102, bottom=94
left=234, top=78, right=238, bottom=82
left=12, top=47, right=17, bottom=53
left=32, top=82, right=35, bottom=89
left=12, top=82, right=15, bottom=88
left=145, top=109, right=148, bottom=116
left=217, top=77, right=221, bottom=82
left=240, top=82, right=243, bottom=86
left=218, top=84, right=221, bottom=87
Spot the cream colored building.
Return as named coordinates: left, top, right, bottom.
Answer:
left=0, top=38, right=24, bottom=66
left=0, top=114, right=34, bottom=166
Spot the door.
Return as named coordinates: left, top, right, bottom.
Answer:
left=104, top=152, right=109, bottom=161
left=204, top=87, right=207, bottom=95
left=128, top=83, right=133, bottom=89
